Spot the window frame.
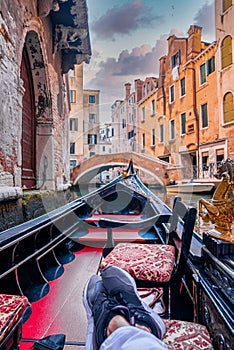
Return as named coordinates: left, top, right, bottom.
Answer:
left=159, top=124, right=164, bottom=143
left=151, top=99, right=155, bottom=115
left=70, top=142, right=75, bottom=154
left=88, top=134, right=97, bottom=145
left=200, top=63, right=206, bottom=85
left=206, top=56, right=215, bottom=75
left=223, top=92, right=234, bottom=124
left=69, top=118, right=78, bottom=131
left=180, top=77, right=186, bottom=97
left=180, top=112, right=186, bottom=135
left=223, top=0, right=232, bottom=13
left=142, top=133, right=145, bottom=149
left=69, top=90, right=76, bottom=103
left=89, top=95, right=95, bottom=104
left=170, top=85, right=175, bottom=103
left=221, top=36, right=232, bottom=69
left=171, top=50, right=181, bottom=68
left=141, top=107, right=145, bottom=121
left=201, top=103, right=208, bottom=128
left=89, top=113, right=96, bottom=124
left=170, top=120, right=175, bottom=140
left=151, top=128, right=155, bottom=146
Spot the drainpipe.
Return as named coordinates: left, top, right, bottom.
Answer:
left=185, top=65, right=199, bottom=179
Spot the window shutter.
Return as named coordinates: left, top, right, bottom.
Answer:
left=178, top=50, right=181, bottom=65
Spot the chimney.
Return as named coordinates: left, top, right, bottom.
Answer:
left=187, top=25, right=202, bottom=59
left=125, top=83, right=131, bottom=99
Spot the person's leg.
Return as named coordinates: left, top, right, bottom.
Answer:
left=100, top=326, right=168, bottom=350
left=101, top=265, right=166, bottom=339
left=107, top=314, right=152, bottom=336
left=83, top=275, right=132, bottom=350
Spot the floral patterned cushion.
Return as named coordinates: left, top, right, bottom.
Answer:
left=100, top=243, right=175, bottom=282
left=0, top=294, right=28, bottom=342
left=163, top=319, right=213, bottom=349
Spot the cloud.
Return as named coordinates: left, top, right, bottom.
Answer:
left=91, top=0, right=163, bottom=40
left=193, top=1, right=215, bottom=41
left=84, top=36, right=168, bottom=121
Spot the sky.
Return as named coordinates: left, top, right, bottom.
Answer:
left=83, top=0, right=215, bottom=124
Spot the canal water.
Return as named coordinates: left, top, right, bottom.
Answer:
left=148, top=186, right=214, bottom=238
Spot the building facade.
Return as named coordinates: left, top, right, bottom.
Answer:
left=215, top=0, right=234, bottom=158
left=110, top=1, right=234, bottom=181
left=0, top=0, right=91, bottom=192
left=83, top=89, right=100, bottom=159
left=111, top=78, right=157, bottom=155
left=69, top=64, right=85, bottom=170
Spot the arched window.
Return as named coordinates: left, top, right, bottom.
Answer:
left=223, top=0, right=232, bottom=13
left=223, top=92, right=234, bottom=124
left=221, top=36, right=232, bottom=69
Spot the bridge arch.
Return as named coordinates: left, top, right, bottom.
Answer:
left=71, top=152, right=177, bottom=187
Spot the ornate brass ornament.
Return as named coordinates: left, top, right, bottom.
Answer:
left=199, top=159, right=234, bottom=242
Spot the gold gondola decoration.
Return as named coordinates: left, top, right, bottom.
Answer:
left=199, top=158, right=234, bottom=242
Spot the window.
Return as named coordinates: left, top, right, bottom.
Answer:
left=200, top=63, right=206, bottom=85
left=70, top=142, right=75, bottom=154
left=70, top=160, right=77, bottom=168
left=147, top=81, right=150, bottom=92
left=223, top=92, right=234, bottom=123
left=151, top=128, right=155, bottom=146
left=142, top=133, right=145, bottom=149
left=171, top=50, right=181, bottom=68
left=180, top=78, right=186, bottom=97
left=69, top=90, right=76, bottom=103
left=170, top=120, right=175, bottom=140
left=88, top=134, right=97, bottom=144
left=201, top=103, right=208, bottom=128
left=102, top=146, right=106, bottom=152
left=170, top=85, right=175, bottom=103
left=223, top=0, right=232, bottom=12
left=89, top=95, right=95, bottom=103
left=128, top=130, right=134, bottom=139
left=181, top=113, right=186, bottom=135
left=111, top=128, right=114, bottom=137
left=151, top=99, right=155, bottom=115
left=122, top=118, right=126, bottom=128
left=207, top=56, right=215, bottom=75
left=89, top=114, right=96, bottom=123
left=141, top=107, right=145, bottom=121
left=159, top=125, right=164, bottom=143
left=202, top=151, right=209, bottom=171
left=221, top=36, right=232, bottom=69
left=216, top=149, right=224, bottom=165
left=70, top=118, right=78, bottom=131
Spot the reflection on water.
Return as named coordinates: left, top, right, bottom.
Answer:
left=149, top=186, right=214, bottom=237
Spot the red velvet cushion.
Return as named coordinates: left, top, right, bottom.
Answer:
left=163, top=319, right=213, bottom=349
left=0, top=294, right=28, bottom=342
left=100, top=243, right=175, bottom=282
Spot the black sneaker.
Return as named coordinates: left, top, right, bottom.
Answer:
left=83, top=274, right=131, bottom=350
left=101, top=266, right=166, bottom=339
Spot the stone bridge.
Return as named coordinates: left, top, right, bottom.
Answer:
left=71, top=152, right=180, bottom=187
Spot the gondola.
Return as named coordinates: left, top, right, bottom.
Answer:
left=0, top=161, right=233, bottom=350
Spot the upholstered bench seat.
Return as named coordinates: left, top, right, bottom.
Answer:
left=0, top=294, right=28, bottom=349
left=100, top=243, right=175, bottom=282
left=163, top=319, right=213, bottom=349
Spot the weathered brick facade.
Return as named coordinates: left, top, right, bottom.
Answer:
left=0, top=0, right=91, bottom=192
